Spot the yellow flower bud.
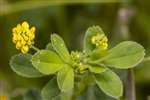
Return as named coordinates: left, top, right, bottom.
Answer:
left=12, top=38, right=17, bottom=43
left=12, top=34, right=18, bottom=42
left=91, top=34, right=108, bottom=50
left=16, top=42, right=22, bottom=49
left=21, top=39, right=26, bottom=45
left=102, top=43, right=108, bottom=50
left=17, top=35, right=22, bottom=41
left=12, top=28, right=16, bottom=33
left=102, top=36, right=108, bottom=42
left=91, top=36, right=96, bottom=44
left=22, top=21, right=29, bottom=29
left=21, top=45, right=29, bottom=54
left=27, top=40, right=32, bottom=45
left=16, top=24, right=22, bottom=33
left=29, top=33, right=35, bottom=40
left=22, top=34, right=29, bottom=41
left=30, top=27, right=36, bottom=33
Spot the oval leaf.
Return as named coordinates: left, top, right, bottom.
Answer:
left=57, top=65, right=74, bottom=92
left=51, top=34, right=70, bottom=62
left=103, top=41, right=145, bottom=69
left=32, top=50, right=64, bottom=75
left=42, top=77, right=60, bottom=100
left=9, top=54, right=44, bottom=78
left=83, top=26, right=105, bottom=53
left=95, top=69, right=123, bottom=98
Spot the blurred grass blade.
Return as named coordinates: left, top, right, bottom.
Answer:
left=0, top=0, right=124, bottom=16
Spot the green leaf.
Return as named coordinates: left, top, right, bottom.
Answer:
left=88, top=65, right=106, bottom=74
left=42, top=77, right=60, bottom=100
left=95, top=69, right=123, bottom=98
left=84, top=26, right=105, bottom=53
left=32, top=50, right=64, bottom=75
left=103, top=41, right=145, bottom=69
left=51, top=34, right=70, bottom=62
left=57, top=65, right=74, bottom=92
left=9, top=54, right=44, bottom=78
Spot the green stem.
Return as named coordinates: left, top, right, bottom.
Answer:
left=31, top=45, right=40, bottom=52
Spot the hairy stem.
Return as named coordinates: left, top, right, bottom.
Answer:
left=117, top=6, right=136, bottom=100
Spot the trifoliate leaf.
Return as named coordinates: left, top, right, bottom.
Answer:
left=103, top=41, right=145, bottom=69
left=42, top=77, right=60, bottom=100
left=32, top=50, right=64, bottom=75
left=51, top=34, right=70, bottom=63
left=57, top=65, right=74, bottom=92
left=95, top=69, right=123, bottom=98
left=10, top=54, right=44, bottom=78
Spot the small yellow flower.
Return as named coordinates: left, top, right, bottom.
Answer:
left=0, top=96, right=7, bottom=100
left=91, top=33, right=108, bottom=50
left=12, top=21, right=36, bottom=54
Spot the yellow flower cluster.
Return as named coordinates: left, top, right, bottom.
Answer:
left=91, top=34, right=108, bottom=50
left=12, top=21, right=36, bottom=54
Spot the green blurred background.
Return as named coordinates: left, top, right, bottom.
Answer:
left=0, top=0, right=150, bottom=100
